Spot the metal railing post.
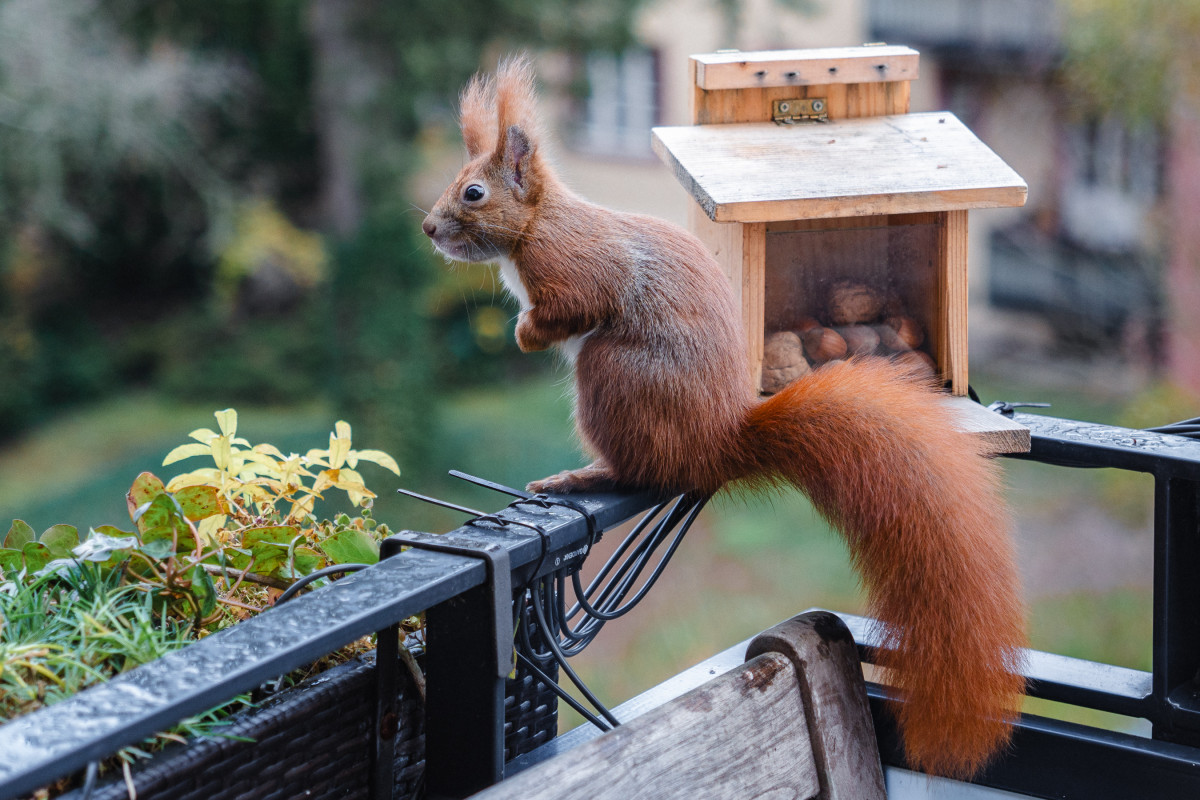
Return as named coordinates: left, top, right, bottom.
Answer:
left=1152, top=475, right=1200, bottom=746
left=386, top=533, right=514, bottom=799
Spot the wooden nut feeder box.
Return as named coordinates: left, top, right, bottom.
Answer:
left=652, top=45, right=1030, bottom=452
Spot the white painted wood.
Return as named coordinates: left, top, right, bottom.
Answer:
left=652, top=112, right=1027, bottom=223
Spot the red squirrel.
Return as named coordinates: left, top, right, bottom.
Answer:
left=422, top=56, right=1027, bottom=779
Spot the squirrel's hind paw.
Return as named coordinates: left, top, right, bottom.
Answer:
left=527, top=462, right=617, bottom=494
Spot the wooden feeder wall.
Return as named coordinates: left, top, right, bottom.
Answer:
left=652, top=46, right=1028, bottom=409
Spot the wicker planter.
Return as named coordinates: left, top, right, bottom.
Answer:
left=57, top=651, right=557, bottom=800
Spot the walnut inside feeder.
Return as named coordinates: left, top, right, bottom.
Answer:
left=759, top=279, right=936, bottom=392
left=761, top=331, right=811, bottom=393
left=833, top=325, right=880, bottom=356
left=801, top=326, right=847, bottom=363
left=827, top=280, right=885, bottom=325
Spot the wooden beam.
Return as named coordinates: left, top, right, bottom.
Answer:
left=694, top=46, right=920, bottom=90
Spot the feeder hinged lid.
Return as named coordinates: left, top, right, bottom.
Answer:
left=652, top=112, right=1027, bottom=223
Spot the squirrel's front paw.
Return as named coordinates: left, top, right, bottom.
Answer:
left=515, top=312, right=550, bottom=352
left=527, top=463, right=617, bottom=494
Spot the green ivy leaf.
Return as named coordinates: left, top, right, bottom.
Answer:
left=319, top=529, right=379, bottom=565
left=242, top=527, right=296, bottom=576
left=93, top=524, right=137, bottom=538
left=21, top=541, right=51, bottom=573
left=242, top=526, right=299, bottom=548
left=188, top=564, right=217, bottom=617
left=128, top=472, right=166, bottom=511
left=246, top=542, right=288, bottom=576
left=139, top=537, right=178, bottom=561
left=4, top=520, right=35, bottom=549
left=223, top=546, right=252, bottom=571
left=39, top=524, right=79, bottom=559
left=0, top=548, right=22, bottom=574
left=175, top=485, right=220, bottom=521
left=142, top=525, right=197, bottom=556
left=134, top=493, right=189, bottom=537
left=277, top=546, right=324, bottom=580
left=133, top=492, right=170, bottom=533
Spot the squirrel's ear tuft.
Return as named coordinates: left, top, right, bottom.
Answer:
left=459, top=72, right=496, bottom=159
left=502, top=125, right=536, bottom=198
left=494, top=54, right=540, bottom=152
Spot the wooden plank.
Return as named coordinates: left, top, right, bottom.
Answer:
left=767, top=212, right=941, bottom=233
left=506, top=639, right=754, bottom=775
left=689, top=209, right=765, bottom=387
left=694, top=46, right=919, bottom=90
left=942, top=395, right=1032, bottom=454
left=747, top=613, right=887, bottom=800
left=744, top=223, right=767, bottom=390
left=937, top=209, right=970, bottom=394
left=692, top=81, right=909, bottom=124
left=472, top=653, right=821, bottom=800
left=652, top=112, right=1028, bottom=223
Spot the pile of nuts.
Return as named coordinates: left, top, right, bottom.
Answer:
left=761, top=279, right=937, bottom=393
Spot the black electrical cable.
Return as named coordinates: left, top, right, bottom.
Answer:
left=571, top=496, right=707, bottom=622
left=1146, top=417, right=1200, bottom=439
left=564, top=494, right=705, bottom=627
left=564, top=499, right=675, bottom=621
left=531, top=579, right=621, bottom=728
left=516, top=491, right=710, bottom=722
left=514, top=650, right=613, bottom=732
left=274, top=563, right=370, bottom=605
left=402, top=471, right=711, bottom=734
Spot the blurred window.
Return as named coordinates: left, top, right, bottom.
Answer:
left=1062, top=117, right=1162, bottom=252
left=578, top=49, right=659, bottom=158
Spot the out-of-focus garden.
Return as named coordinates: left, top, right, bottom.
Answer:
left=2, top=0, right=1200, bottom=742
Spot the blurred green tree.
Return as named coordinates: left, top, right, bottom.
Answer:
left=0, top=1, right=242, bottom=433
left=1062, top=0, right=1200, bottom=123
left=0, top=0, right=645, bottom=455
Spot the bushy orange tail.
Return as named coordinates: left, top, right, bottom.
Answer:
left=739, top=358, right=1027, bottom=778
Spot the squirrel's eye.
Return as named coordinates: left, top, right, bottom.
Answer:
left=463, top=184, right=486, bottom=203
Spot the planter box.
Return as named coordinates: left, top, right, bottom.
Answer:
left=56, top=651, right=557, bottom=800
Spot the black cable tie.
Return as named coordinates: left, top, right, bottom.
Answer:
left=516, top=494, right=601, bottom=549
left=448, top=469, right=532, bottom=500
left=395, top=481, right=557, bottom=589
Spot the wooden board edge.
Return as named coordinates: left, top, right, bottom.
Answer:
left=650, top=129, right=720, bottom=220
left=710, top=185, right=1028, bottom=224
left=693, top=46, right=920, bottom=90
left=942, top=395, right=1032, bottom=454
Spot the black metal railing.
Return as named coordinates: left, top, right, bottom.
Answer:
left=876, top=411, right=1200, bottom=799
left=2, top=411, right=1199, bottom=800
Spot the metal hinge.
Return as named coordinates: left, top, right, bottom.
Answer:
left=772, top=97, right=828, bottom=124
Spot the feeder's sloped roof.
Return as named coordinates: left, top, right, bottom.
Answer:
left=652, top=112, right=1027, bottom=223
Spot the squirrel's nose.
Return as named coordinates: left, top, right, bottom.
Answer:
left=421, top=218, right=437, bottom=237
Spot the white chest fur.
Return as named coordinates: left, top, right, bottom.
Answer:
left=497, top=256, right=531, bottom=312
left=559, top=330, right=593, bottom=365
left=496, top=256, right=592, bottom=365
